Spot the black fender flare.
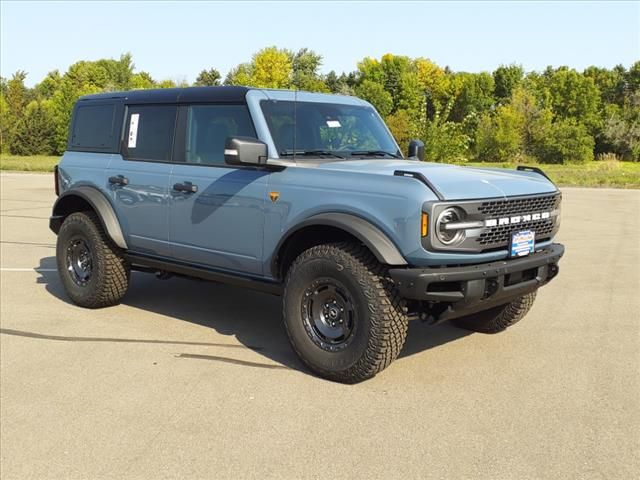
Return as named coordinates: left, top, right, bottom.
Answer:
left=272, top=212, right=407, bottom=277
left=50, top=186, right=128, bottom=249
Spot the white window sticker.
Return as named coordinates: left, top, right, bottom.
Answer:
left=128, top=113, right=139, bottom=148
left=326, top=120, right=341, bottom=128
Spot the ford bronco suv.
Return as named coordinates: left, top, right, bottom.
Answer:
left=51, top=87, right=564, bottom=383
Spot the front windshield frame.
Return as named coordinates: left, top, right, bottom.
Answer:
left=259, top=99, right=402, bottom=161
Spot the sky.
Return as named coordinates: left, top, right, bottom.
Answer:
left=1, top=0, right=639, bottom=87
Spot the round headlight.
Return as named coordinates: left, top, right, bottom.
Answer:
left=436, top=207, right=466, bottom=245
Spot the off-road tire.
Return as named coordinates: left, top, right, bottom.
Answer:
left=452, top=292, right=537, bottom=334
left=56, top=211, right=130, bottom=308
left=283, top=242, right=408, bottom=383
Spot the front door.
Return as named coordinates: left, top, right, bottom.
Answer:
left=108, top=104, right=177, bottom=257
left=168, top=104, right=268, bottom=275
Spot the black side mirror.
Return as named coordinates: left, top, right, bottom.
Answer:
left=407, top=139, right=425, bottom=161
left=224, top=137, right=268, bottom=166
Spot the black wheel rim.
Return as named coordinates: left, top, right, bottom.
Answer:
left=301, top=278, right=357, bottom=352
left=65, top=236, right=93, bottom=286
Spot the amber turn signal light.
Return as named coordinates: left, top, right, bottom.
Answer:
left=421, top=212, right=428, bottom=237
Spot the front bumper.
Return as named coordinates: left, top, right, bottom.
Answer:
left=389, top=243, right=564, bottom=323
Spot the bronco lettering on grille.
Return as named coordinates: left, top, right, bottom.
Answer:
left=484, top=211, right=550, bottom=227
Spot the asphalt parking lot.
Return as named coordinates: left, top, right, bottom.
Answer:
left=0, top=172, right=638, bottom=479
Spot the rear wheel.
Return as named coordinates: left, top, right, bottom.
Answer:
left=56, top=211, right=130, bottom=308
left=283, top=242, right=408, bottom=383
left=452, top=292, right=537, bottom=333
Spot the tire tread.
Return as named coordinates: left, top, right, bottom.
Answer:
left=57, top=211, right=129, bottom=308
left=453, top=292, right=536, bottom=334
left=283, top=242, right=408, bottom=383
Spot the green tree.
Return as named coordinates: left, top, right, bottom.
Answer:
left=356, top=54, right=423, bottom=115
left=291, top=48, right=328, bottom=92
left=96, top=53, right=134, bottom=90
left=5, top=71, right=28, bottom=118
left=157, top=79, right=178, bottom=89
left=325, top=71, right=356, bottom=95
left=11, top=100, right=55, bottom=155
left=546, top=67, right=601, bottom=131
left=493, top=64, right=524, bottom=103
left=448, top=72, right=495, bottom=123
left=422, top=115, right=470, bottom=163
left=603, top=92, right=640, bottom=161
left=251, top=46, right=292, bottom=88
left=475, top=86, right=567, bottom=163
left=130, top=71, right=155, bottom=90
left=194, top=68, right=221, bottom=86
left=537, top=118, right=594, bottom=164
left=584, top=65, right=626, bottom=106
left=2, top=71, right=29, bottom=152
left=626, top=61, right=640, bottom=94
left=509, top=87, right=554, bottom=157
left=475, top=106, right=524, bottom=162
left=0, top=93, right=9, bottom=153
left=224, top=63, right=253, bottom=86
left=34, top=70, right=62, bottom=99
left=414, top=58, right=449, bottom=106
left=64, top=60, right=109, bottom=91
left=355, top=80, right=393, bottom=117
left=385, top=109, right=416, bottom=154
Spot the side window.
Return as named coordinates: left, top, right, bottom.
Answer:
left=70, top=103, right=119, bottom=151
left=184, top=105, right=256, bottom=166
left=123, top=105, right=177, bottom=162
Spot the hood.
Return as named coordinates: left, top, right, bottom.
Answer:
left=315, top=160, right=557, bottom=200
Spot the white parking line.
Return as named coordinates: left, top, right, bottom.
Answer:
left=0, top=268, right=57, bottom=272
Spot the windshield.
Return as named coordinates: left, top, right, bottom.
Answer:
left=260, top=100, right=400, bottom=159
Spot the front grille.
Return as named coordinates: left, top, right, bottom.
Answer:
left=478, top=218, right=555, bottom=246
left=478, top=194, right=561, bottom=217
left=425, top=192, right=561, bottom=253
left=476, top=193, right=560, bottom=248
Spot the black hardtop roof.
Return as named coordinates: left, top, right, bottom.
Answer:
left=78, top=86, right=253, bottom=104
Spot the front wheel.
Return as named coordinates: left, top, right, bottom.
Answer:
left=452, top=292, right=537, bottom=333
left=56, top=211, right=130, bottom=308
left=283, top=243, right=408, bottom=383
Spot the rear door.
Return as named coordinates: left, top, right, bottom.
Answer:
left=168, top=104, right=269, bottom=275
left=107, top=104, right=177, bottom=257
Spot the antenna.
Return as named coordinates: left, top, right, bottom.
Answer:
left=293, top=88, right=297, bottom=163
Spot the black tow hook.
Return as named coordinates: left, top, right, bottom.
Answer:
left=547, top=264, right=559, bottom=280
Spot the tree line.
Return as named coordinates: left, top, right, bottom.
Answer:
left=1, top=48, right=638, bottom=162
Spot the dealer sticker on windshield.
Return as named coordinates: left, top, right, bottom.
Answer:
left=510, top=230, right=535, bottom=257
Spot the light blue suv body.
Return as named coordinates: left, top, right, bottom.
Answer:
left=51, top=86, right=564, bottom=381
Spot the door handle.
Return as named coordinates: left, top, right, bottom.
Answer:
left=108, top=175, right=129, bottom=186
left=173, top=181, right=198, bottom=193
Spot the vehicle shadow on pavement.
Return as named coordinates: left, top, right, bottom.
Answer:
left=35, top=256, right=473, bottom=374
left=399, top=321, right=472, bottom=359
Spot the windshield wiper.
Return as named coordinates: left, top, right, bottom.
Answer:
left=280, top=149, right=345, bottom=159
left=349, top=150, right=401, bottom=159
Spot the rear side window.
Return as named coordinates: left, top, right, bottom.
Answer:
left=123, top=105, right=177, bottom=162
left=70, top=103, right=119, bottom=151
left=183, top=105, right=256, bottom=166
